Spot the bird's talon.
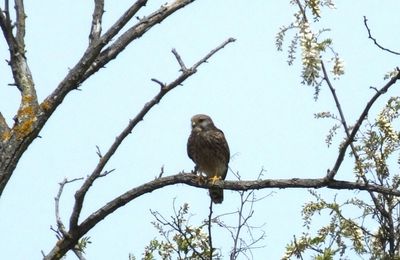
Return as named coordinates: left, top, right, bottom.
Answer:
left=210, top=175, right=221, bottom=184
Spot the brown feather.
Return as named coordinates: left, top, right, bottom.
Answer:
left=187, top=114, right=230, bottom=204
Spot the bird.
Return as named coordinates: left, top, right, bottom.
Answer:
left=187, top=114, right=230, bottom=204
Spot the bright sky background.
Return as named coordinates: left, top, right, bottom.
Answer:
left=1, top=0, right=400, bottom=259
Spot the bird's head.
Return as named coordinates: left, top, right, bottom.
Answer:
left=191, top=114, right=215, bottom=132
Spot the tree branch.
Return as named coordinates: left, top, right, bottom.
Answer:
left=81, top=0, right=196, bottom=82
left=97, top=0, right=147, bottom=44
left=0, top=2, right=14, bottom=49
left=0, top=0, right=39, bottom=197
left=363, top=16, right=400, bottom=55
left=14, top=0, right=26, bottom=48
left=86, top=175, right=400, bottom=225
left=327, top=69, right=400, bottom=179
left=45, top=169, right=400, bottom=260
left=88, top=0, right=104, bottom=44
left=321, top=61, right=363, bottom=180
left=207, top=200, right=213, bottom=260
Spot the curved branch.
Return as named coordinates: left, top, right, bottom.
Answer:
left=363, top=16, right=400, bottom=55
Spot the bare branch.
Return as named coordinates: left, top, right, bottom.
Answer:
left=151, top=78, right=166, bottom=88
left=98, top=168, right=115, bottom=178
left=192, top=37, right=236, bottom=69
left=14, top=0, right=26, bottom=47
left=208, top=200, right=213, bottom=260
left=98, top=0, right=147, bottom=44
left=89, top=0, right=104, bottom=44
left=55, top=178, right=83, bottom=239
left=95, top=145, right=102, bottom=158
left=327, top=69, right=400, bottom=179
left=172, top=48, right=188, bottom=71
left=81, top=0, right=197, bottom=81
left=321, top=61, right=362, bottom=180
left=158, top=165, right=164, bottom=178
left=363, top=16, right=400, bottom=55
left=0, top=1, right=14, bottom=48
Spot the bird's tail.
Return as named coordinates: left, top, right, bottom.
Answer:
left=209, top=188, right=223, bottom=204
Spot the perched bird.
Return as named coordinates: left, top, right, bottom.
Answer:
left=187, top=114, right=230, bottom=204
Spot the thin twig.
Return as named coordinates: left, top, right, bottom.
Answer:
left=0, top=1, right=14, bottom=48
left=98, top=168, right=115, bottom=177
left=321, top=61, right=362, bottom=180
left=192, top=38, right=236, bottom=69
left=158, top=165, right=164, bottom=178
left=55, top=177, right=83, bottom=238
left=95, top=145, right=102, bottom=158
left=229, top=189, right=265, bottom=260
left=151, top=203, right=207, bottom=260
left=151, top=78, right=166, bottom=88
left=208, top=199, right=213, bottom=260
left=363, top=16, right=400, bottom=55
left=172, top=48, right=188, bottom=71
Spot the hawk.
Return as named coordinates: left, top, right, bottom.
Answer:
left=187, top=114, right=230, bottom=204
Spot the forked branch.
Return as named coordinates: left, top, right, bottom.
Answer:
left=327, top=69, right=400, bottom=179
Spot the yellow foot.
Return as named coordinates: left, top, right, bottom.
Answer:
left=210, top=175, right=221, bottom=184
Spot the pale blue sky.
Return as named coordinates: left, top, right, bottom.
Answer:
left=1, top=1, right=399, bottom=259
